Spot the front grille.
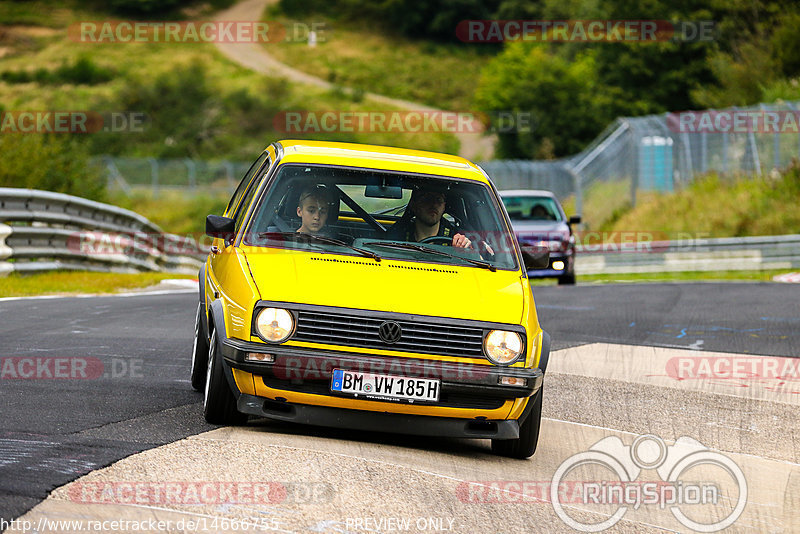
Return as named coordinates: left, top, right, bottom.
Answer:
left=292, top=310, right=485, bottom=358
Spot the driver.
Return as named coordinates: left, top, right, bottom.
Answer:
left=385, top=186, right=471, bottom=248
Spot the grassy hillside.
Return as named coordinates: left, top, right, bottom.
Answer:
left=0, top=2, right=459, bottom=161
left=593, top=165, right=800, bottom=237
left=261, top=9, right=490, bottom=111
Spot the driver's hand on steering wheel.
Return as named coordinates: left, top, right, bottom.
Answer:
left=452, top=233, right=471, bottom=249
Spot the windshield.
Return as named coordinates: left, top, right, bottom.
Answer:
left=242, top=164, right=519, bottom=270
left=501, top=195, right=564, bottom=222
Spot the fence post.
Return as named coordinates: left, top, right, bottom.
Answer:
left=722, top=132, right=728, bottom=175
left=105, top=157, right=132, bottom=196
left=790, top=102, right=800, bottom=160
left=700, top=131, right=708, bottom=174
left=185, top=158, right=197, bottom=190
left=148, top=158, right=159, bottom=199
left=747, top=130, right=762, bottom=177
left=623, top=120, right=637, bottom=207
left=223, top=161, right=235, bottom=188
left=567, top=165, right=583, bottom=217
left=774, top=129, right=780, bottom=170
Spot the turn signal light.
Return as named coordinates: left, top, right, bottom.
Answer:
left=499, top=376, right=527, bottom=387
left=245, top=353, right=275, bottom=363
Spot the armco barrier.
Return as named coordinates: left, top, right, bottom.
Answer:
left=576, top=234, right=800, bottom=274
left=0, top=188, right=204, bottom=276
left=2, top=188, right=797, bottom=277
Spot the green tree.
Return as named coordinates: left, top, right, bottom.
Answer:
left=0, top=135, right=105, bottom=200
left=475, top=43, right=616, bottom=158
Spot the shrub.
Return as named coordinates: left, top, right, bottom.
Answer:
left=0, top=56, right=114, bottom=86
left=0, top=135, right=105, bottom=200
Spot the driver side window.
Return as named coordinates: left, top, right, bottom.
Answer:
left=225, top=152, right=269, bottom=217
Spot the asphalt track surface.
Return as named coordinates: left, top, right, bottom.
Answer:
left=0, top=282, right=798, bottom=529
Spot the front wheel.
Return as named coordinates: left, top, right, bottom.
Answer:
left=203, top=328, right=248, bottom=425
left=190, top=303, right=208, bottom=391
left=558, top=272, right=576, bottom=285
left=491, top=386, right=543, bottom=459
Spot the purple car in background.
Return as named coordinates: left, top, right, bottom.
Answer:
left=499, top=190, right=581, bottom=285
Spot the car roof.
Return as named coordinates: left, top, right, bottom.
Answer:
left=498, top=189, right=559, bottom=199
left=272, top=140, right=489, bottom=183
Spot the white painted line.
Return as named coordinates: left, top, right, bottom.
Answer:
left=0, top=288, right=196, bottom=303
left=774, top=272, right=800, bottom=283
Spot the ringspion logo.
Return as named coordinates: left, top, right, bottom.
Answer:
left=551, top=434, right=747, bottom=532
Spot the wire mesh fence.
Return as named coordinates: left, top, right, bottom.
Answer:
left=96, top=100, right=800, bottom=227
left=481, top=100, right=800, bottom=226
left=95, top=156, right=252, bottom=197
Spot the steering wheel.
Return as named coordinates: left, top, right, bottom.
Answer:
left=419, top=236, right=452, bottom=245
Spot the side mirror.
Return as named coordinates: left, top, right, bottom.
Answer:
left=206, top=215, right=236, bottom=241
left=569, top=215, right=582, bottom=225
left=521, top=246, right=550, bottom=270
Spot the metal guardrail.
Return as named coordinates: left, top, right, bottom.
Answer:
left=575, top=234, right=800, bottom=275
left=0, top=188, right=204, bottom=276
left=1, top=187, right=796, bottom=277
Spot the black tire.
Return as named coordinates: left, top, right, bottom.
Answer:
left=203, top=328, right=248, bottom=425
left=558, top=272, right=576, bottom=285
left=190, top=303, right=209, bottom=391
left=491, top=386, right=543, bottom=459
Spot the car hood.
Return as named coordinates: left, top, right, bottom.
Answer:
left=241, top=246, right=525, bottom=325
left=510, top=221, right=569, bottom=242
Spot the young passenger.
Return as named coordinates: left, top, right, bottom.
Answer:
left=296, top=186, right=332, bottom=235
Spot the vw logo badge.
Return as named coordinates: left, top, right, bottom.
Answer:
left=378, top=321, right=402, bottom=344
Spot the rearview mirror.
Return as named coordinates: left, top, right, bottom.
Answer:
left=569, top=215, right=582, bottom=225
left=206, top=215, right=236, bottom=241
left=521, top=246, right=550, bottom=270
left=365, top=184, right=403, bottom=198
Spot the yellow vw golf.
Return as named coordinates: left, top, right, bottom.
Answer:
left=190, top=140, right=551, bottom=458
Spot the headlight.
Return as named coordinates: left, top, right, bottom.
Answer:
left=484, top=330, right=523, bottom=365
left=255, top=308, right=294, bottom=343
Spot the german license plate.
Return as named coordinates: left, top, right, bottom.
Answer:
left=330, top=369, right=440, bottom=402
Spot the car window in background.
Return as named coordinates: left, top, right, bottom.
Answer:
left=502, top=196, right=563, bottom=222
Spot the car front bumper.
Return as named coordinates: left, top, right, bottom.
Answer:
left=218, top=335, right=545, bottom=434
left=236, top=393, right=523, bottom=439
left=527, top=251, right=573, bottom=278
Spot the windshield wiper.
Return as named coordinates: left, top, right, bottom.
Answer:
left=362, top=241, right=496, bottom=271
left=257, top=232, right=381, bottom=262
